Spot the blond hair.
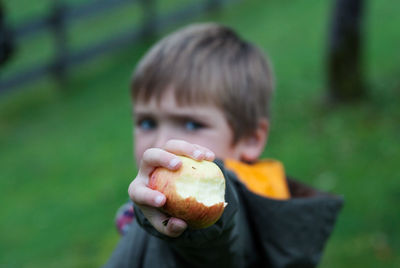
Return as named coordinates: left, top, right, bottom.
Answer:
left=131, top=23, right=274, bottom=143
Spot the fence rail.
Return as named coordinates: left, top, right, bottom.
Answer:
left=1, top=0, right=236, bottom=95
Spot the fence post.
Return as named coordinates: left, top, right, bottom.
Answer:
left=49, top=0, right=68, bottom=86
left=139, top=0, right=157, bottom=40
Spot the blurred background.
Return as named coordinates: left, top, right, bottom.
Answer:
left=0, top=0, right=399, bottom=267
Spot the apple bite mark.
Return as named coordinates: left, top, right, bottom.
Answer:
left=149, top=156, right=227, bottom=229
left=174, top=164, right=225, bottom=206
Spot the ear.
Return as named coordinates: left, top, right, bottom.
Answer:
left=237, top=118, right=269, bottom=163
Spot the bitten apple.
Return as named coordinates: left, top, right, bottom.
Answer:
left=149, top=156, right=227, bottom=229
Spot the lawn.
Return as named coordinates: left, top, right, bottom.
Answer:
left=1, top=0, right=399, bottom=267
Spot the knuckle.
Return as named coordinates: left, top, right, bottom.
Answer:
left=165, top=139, right=179, bottom=148
left=142, top=148, right=162, bottom=165
left=142, top=148, right=154, bottom=160
left=128, top=180, right=145, bottom=203
left=128, top=186, right=137, bottom=201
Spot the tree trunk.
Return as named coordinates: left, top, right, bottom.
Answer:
left=327, top=0, right=366, bottom=102
left=0, top=3, right=14, bottom=66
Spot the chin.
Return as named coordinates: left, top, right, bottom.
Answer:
left=149, top=156, right=227, bottom=229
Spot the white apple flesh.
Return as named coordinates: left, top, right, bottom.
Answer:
left=149, top=156, right=227, bottom=229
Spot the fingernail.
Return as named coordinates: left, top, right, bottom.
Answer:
left=169, top=158, right=180, bottom=169
left=193, top=150, right=202, bottom=159
left=171, top=224, right=184, bottom=235
left=155, top=195, right=165, bottom=206
left=205, top=151, right=214, bottom=159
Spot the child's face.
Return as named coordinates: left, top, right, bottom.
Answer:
left=133, top=89, right=241, bottom=164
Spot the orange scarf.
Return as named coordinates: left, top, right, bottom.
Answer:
left=224, top=159, right=290, bottom=200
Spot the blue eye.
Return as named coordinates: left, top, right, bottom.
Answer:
left=184, top=121, right=203, bottom=131
left=138, top=119, right=156, bottom=131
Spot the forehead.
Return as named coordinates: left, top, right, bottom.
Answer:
left=134, top=86, right=217, bottom=109
left=134, top=87, right=221, bottom=115
left=134, top=83, right=220, bottom=108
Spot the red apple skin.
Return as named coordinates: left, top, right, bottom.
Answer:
left=149, top=158, right=225, bottom=229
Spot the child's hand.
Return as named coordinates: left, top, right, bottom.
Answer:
left=128, top=139, right=215, bottom=237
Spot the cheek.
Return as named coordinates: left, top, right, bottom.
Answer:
left=209, top=142, right=235, bottom=159
left=189, top=135, right=235, bottom=160
left=134, top=145, right=144, bottom=164
left=134, top=132, right=150, bottom=164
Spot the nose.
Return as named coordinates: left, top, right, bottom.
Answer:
left=153, top=126, right=172, bottom=149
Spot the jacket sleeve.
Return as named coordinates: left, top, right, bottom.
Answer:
left=133, top=159, right=247, bottom=267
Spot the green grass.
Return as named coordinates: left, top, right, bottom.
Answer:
left=1, top=0, right=400, bottom=267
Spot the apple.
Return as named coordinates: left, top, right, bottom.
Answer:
left=149, top=156, right=227, bottom=229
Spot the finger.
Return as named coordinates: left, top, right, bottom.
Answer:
left=165, top=217, right=188, bottom=237
left=140, top=206, right=187, bottom=237
left=164, top=139, right=215, bottom=161
left=192, top=144, right=215, bottom=161
left=128, top=178, right=166, bottom=207
left=138, top=148, right=182, bottom=178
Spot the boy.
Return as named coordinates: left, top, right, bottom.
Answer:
left=105, top=23, right=342, bottom=267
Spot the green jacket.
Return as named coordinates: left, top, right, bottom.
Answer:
left=104, top=159, right=343, bottom=268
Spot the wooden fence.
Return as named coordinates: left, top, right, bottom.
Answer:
left=0, top=0, right=237, bottom=95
